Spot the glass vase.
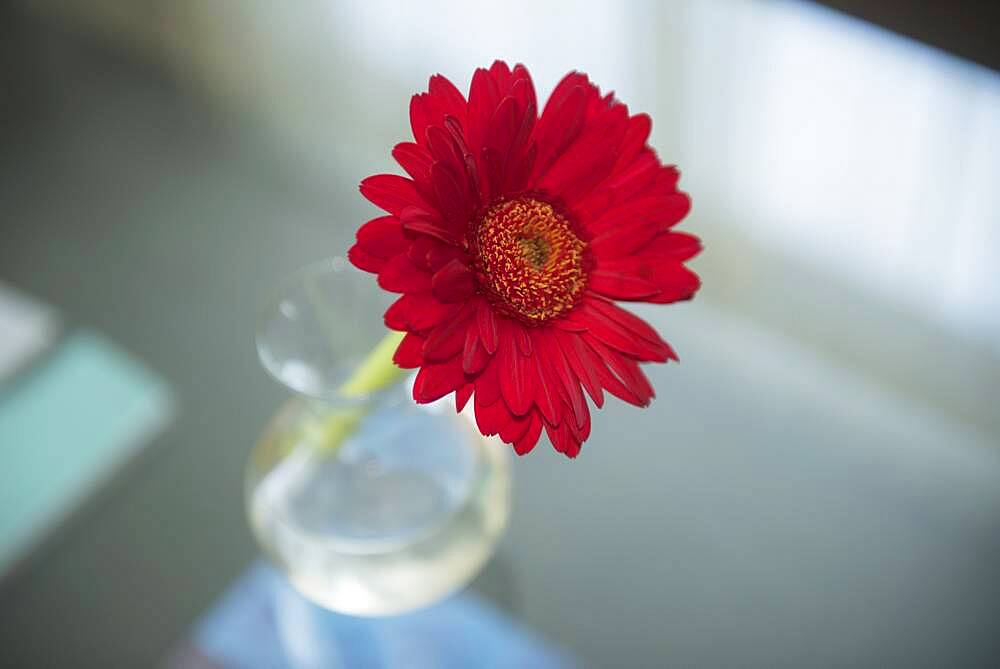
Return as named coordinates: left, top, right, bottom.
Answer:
left=247, top=258, right=511, bottom=616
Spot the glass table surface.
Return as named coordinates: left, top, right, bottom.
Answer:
left=2, top=4, right=999, bottom=668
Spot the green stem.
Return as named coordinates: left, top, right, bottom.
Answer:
left=339, top=330, right=408, bottom=397
left=310, top=330, right=408, bottom=453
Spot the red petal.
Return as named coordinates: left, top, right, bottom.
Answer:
left=407, top=236, right=435, bottom=269
left=393, top=332, right=425, bottom=368
left=505, top=142, right=536, bottom=197
left=588, top=270, right=661, bottom=300
left=383, top=292, right=456, bottom=332
left=508, top=81, right=535, bottom=133
left=565, top=399, right=591, bottom=444
left=542, top=136, right=619, bottom=204
left=474, top=390, right=511, bottom=435
left=408, top=78, right=468, bottom=152
left=488, top=97, right=529, bottom=194
left=467, top=67, right=501, bottom=163
left=645, top=265, right=702, bottom=304
left=425, top=125, right=467, bottom=178
left=377, top=254, right=431, bottom=293
left=612, top=113, right=651, bottom=174
left=576, top=152, right=662, bottom=222
left=630, top=155, right=674, bottom=192
left=431, top=259, right=475, bottom=303
left=572, top=334, right=644, bottom=406
left=355, top=216, right=408, bottom=260
left=510, top=64, right=537, bottom=118
left=431, top=162, right=472, bottom=228
left=515, top=325, right=532, bottom=356
left=488, top=60, right=513, bottom=91
left=477, top=301, right=498, bottom=354
left=513, top=413, right=543, bottom=455
left=533, top=72, right=593, bottom=163
left=442, top=117, right=483, bottom=207
left=538, top=330, right=588, bottom=430
left=554, top=328, right=604, bottom=408
left=572, top=299, right=671, bottom=361
left=487, top=96, right=520, bottom=160
left=588, top=193, right=691, bottom=237
left=427, top=244, right=467, bottom=272
left=595, top=257, right=701, bottom=304
left=528, top=341, right=562, bottom=427
left=498, top=319, right=534, bottom=416
left=583, top=335, right=654, bottom=406
left=383, top=295, right=411, bottom=330
left=552, top=316, right=587, bottom=333
left=647, top=165, right=682, bottom=196
left=480, top=146, right=504, bottom=205
left=359, top=175, right=427, bottom=216
left=423, top=302, right=474, bottom=362
left=538, top=103, right=628, bottom=202
left=413, top=356, right=465, bottom=403
left=545, top=422, right=581, bottom=458
left=586, top=297, right=675, bottom=355
left=347, top=243, right=386, bottom=273
left=455, top=383, right=474, bottom=412
left=602, top=345, right=655, bottom=402
left=499, top=412, right=532, bottom=445
left=400, top=206, right=460, bottom=245
left=589, top=221, right=661, bottom=258
left=428, top=74, right=467, bottom=124
left=533, top=85, right=587, bottom=178
left=541, top=72, right=591, bottom=116
left=642, top=232, right=703, bottom=262
left=409, top=94, right=433, bottom=148
left=502, top=100, right=537, bottom=192
left=462, top=325, right=491, bottom=375
left=474, top=358, right=502, bottom=407
left=392, top=142, right=433, bottom=188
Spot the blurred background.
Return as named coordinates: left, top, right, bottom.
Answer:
left=1, top=0, right=999, bottom=667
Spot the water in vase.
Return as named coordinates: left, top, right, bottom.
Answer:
left=247, top=394, right=510, bottom=616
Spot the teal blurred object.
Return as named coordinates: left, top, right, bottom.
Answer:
left=0, top=331, right=173, bottom=576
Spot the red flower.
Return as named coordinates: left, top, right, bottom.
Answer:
left=350, top=61, right=700, bottom=458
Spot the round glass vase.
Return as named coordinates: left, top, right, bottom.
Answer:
left=248, top=258, right=511, bottom=616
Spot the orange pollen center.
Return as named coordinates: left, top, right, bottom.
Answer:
left=472, top=197, right=587, bottom=323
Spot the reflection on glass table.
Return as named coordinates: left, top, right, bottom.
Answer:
left=166, top=561, right=574, bottom=669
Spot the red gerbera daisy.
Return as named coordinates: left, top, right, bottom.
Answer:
left=349, top=60, right=701, bottom=458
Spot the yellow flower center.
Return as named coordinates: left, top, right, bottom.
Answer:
left=472, top=197, right=587, bottom=323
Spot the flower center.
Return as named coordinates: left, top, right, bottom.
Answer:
left=472, top=197, right=587, bottom=323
